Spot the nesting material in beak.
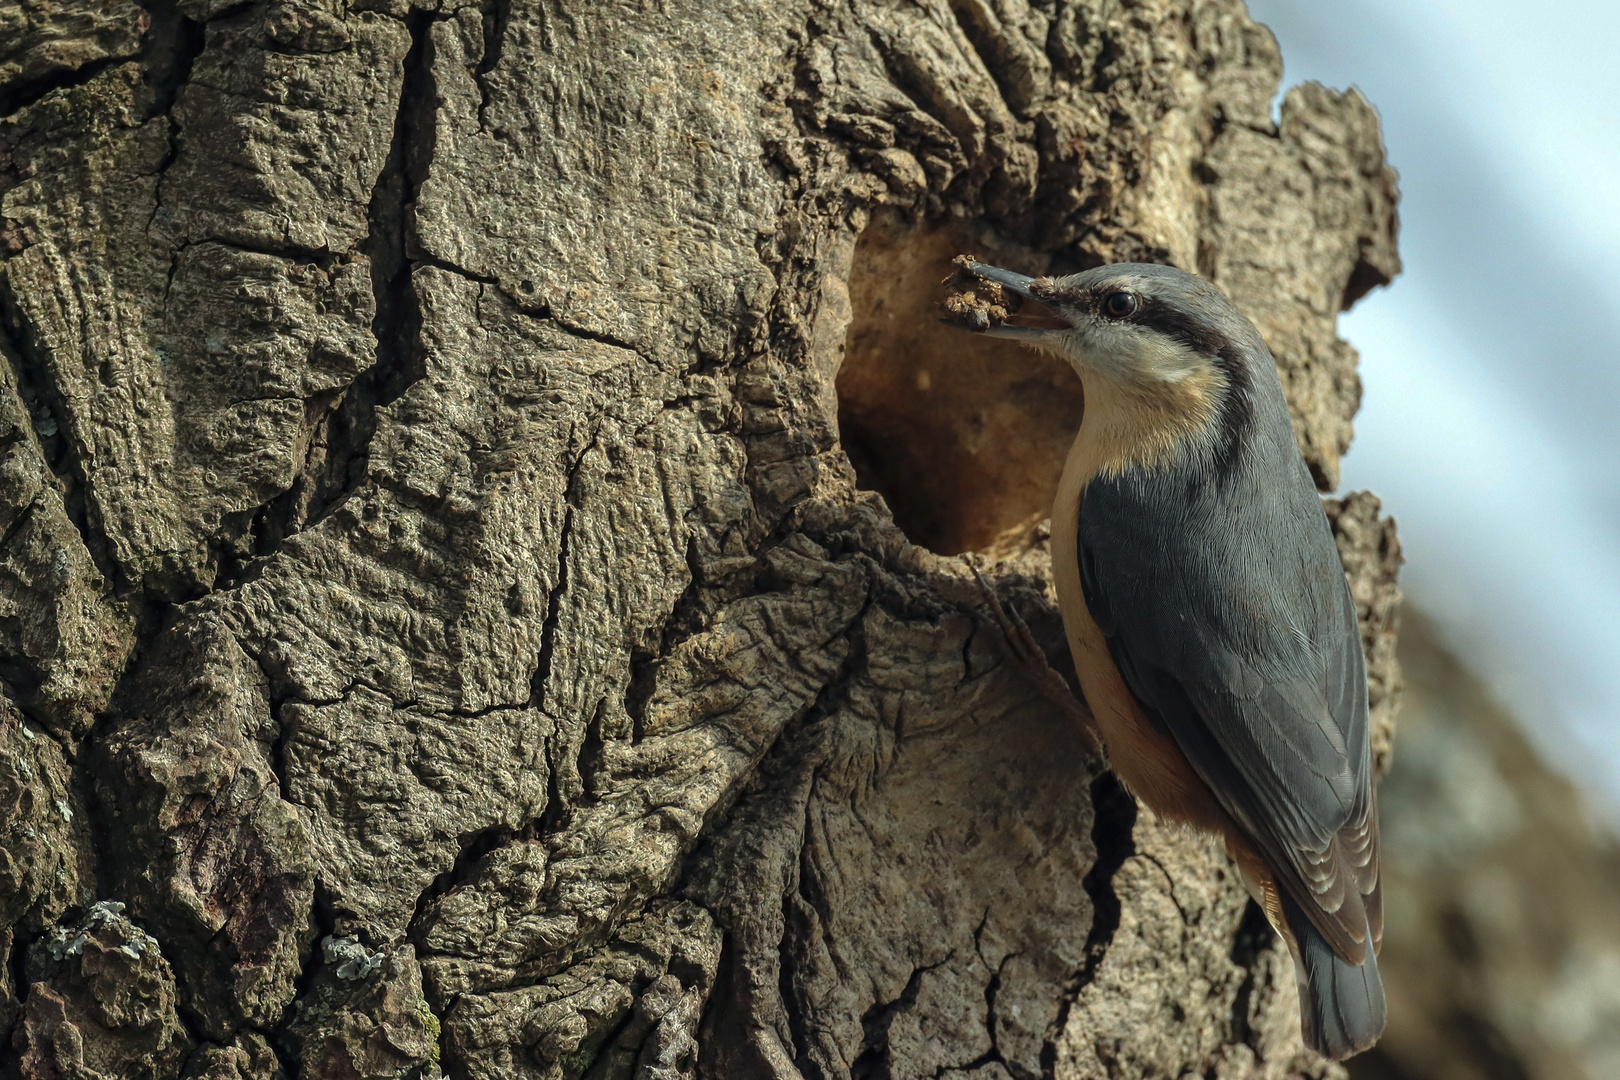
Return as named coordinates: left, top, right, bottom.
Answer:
left=941, top=256, right=1072, bottom=339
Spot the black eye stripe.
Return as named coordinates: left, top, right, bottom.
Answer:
left=1134, top=298, right=1235, bottom=357
left=1081, top=287, right=1238, bottom=358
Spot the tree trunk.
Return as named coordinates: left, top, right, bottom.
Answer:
left=0, top=1, right=1403, bottom=1078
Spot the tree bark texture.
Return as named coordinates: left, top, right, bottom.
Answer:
left=0, top=1, right=1403, bottom=1078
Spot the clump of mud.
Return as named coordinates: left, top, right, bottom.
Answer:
left=940, top=254, right=1010, bottom=332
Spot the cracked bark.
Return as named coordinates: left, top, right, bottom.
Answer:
left=0, top=1, right=1402, bottom=1079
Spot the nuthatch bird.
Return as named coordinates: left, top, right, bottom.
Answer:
left=953, top=261, right=1384, bottom=1059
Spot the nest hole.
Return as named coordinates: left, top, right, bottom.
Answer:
left=836, top=210, right=1084, bottom=556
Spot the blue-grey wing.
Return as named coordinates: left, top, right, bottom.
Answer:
left=1078, top=476, right=1381, bottom=962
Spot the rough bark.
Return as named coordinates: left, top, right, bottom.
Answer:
left=0, top=1, right=1402, bottom=1078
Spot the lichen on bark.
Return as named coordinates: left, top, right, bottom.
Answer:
left=0, top=1, right=1402, bottom=1078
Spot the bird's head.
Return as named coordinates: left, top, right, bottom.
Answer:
left=952, top=261, right=1276, bottom=474
left=957, top=261, right=1258, bottom=393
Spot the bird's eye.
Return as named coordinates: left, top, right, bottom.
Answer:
left=1103, top=291, right=1139, bottom=318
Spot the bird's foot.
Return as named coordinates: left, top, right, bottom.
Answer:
left=966, top=558, right=1103, bottom=756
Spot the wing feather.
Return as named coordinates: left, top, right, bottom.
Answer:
left=1078, top=472, right=1381, bottom=964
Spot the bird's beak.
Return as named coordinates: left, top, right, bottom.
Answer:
left=963, top=262, right=1073, bottom=339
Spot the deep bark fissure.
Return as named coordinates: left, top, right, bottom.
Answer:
left=760, top=584, right=872, bottom=789
left=531, top=482, right=583, bottom=832
left=137, top=0, right=205, bottom=122
left=513, top=300, right=648, bottom=359
left=164, top=983, right=213, bottom=1071
left=573, top=931, right=699, bottom=1080
left=0, top=57, right=134, bottom=119
left=0, top=685, right=69, bottom=768
left=195, top=236, right=349, bottom=268
left=678, top=574, right=875, bottom=897
left=6, top=926, right=33, bottom=1016
left=770, top=593, right=889, bottom=1080
left=850, top=958, right=948, bottom=1080
left=308, top=7, right=438, bottom=531
left=0, top=505, right=41, bottom=660
left=1085, top=33, right=1124, bottom=96
left=266, top=880, right=339, bottom=1073
left=529, top=415, right=604, bottom=719
left=408, top=823, right=517, bottom=939
left=265, top=688, right=294, bottom=806
left=947, top=914, right=1022, bottom=1079
left=1075, top=771, right=1138, bottom=972
left=218, top=390, right=346, bottom=592
left=49, top=595, right=175, bottom=977
left=778, top=715, right=872, bottom=1080
left=573, top=697, right=608, bottom=805
left=1225, top=898, right=1276, bottom=1049
left=1142, top=853, right=1188, bottom=924
left=417, top=252, right=499, bottom=287
left=77, top=594, right=178, bottom=911
left=625, top=534, right=706, bottom=745
left=138, top=0, right=205, bottom=246
left=672, top=588, right=877, bottom=1024
left=1040, top=770, right=1137, bottom=1078
left=254, top=1023, right=304, bottom=1080
left=958, top=615, right=984, bottom=686
left=529, top=504, right=575, bottom=717
left=474, top=0, right=512, bottom=131
left=538, top=730, right=569, bottom=835
left=777, top=820, right=814, bottom=1071
left=0, top=291, right=112, bottom=590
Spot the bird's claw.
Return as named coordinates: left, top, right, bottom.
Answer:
left=969, top=563, right=1044, bottom=669
left=965, top=558, right=1102, bottom=754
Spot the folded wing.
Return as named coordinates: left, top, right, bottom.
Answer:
left=1077, top=480, right=1382, bottom=962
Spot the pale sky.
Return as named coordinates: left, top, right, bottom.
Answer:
left=1243, top=0, right=1620, bottom=819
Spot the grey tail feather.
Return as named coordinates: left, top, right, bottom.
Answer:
left=1281, top=893, right=1386, bottom=1060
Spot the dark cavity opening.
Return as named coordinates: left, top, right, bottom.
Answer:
left=836, top=210, right=1083, bottom=556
